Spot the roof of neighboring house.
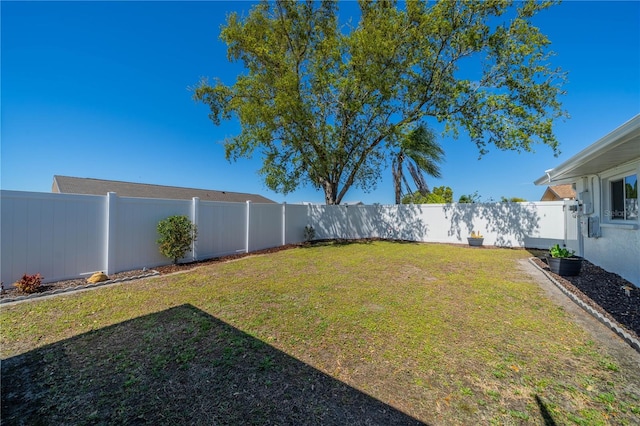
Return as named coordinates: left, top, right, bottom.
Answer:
left=52, top=175, right=276, bottom=204
left=540, top=184, right=576, bottom=201
left=534, top=114, right=640, bottom=186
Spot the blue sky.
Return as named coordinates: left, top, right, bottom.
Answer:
left=2, top=1, right=639, bottom=204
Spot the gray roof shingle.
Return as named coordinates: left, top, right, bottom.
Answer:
left=52, top=175, right=276, bottom=203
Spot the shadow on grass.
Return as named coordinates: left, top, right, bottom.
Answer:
left=1, top=304, right=425, bottom=425
left=535, top=395, right=557, bottom=426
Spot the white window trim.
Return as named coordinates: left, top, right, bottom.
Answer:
left=601, top=167, right=639, bottom=225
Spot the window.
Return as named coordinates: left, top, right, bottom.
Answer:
left=610, top=174, right=638, bottom=220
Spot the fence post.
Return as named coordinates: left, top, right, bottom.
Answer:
left=282, top=202, right=287, bottom=246
left=192, top=197, right=199, bottom=262
left=105, top=192, right=118, bottom=275
left=246, top=200, right=252, bottom=253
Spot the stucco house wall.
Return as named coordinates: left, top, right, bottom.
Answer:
left=573, top=160, right=639, bottom=286
left=535, top=115, right=640, bottom=286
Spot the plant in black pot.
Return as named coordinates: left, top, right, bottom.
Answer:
left=547, top=244, right=582, bottom=276
left=467, top=231, right=484, bottom=247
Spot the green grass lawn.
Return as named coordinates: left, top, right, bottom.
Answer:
left=2, top=241, right=639, bottom=425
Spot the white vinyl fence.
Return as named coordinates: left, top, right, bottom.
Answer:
left=1, top=190, right=567, bottom=287
left=309, top=202, right=567, bottom=248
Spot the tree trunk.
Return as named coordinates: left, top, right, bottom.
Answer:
left=393, top=153, right=404, bottom=204
left=323, top=181, right=338, bottom=205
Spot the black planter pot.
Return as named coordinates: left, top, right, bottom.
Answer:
left=467, top=237, right=484, bottom=247
left=547, top=256, right=582, bottom=276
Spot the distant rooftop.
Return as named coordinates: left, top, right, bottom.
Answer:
left=52, top=175, right=276, bottom=204
left=540, top=184, right=576, bottom=201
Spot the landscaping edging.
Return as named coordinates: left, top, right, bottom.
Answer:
left=528, top=257, right=640, bottom=353
left=0, top=270, right=160, bottom=305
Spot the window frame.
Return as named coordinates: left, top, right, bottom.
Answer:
left=603, top=169, right=638, bottom=223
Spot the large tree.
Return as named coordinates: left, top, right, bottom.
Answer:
left=194, top=0, right=566, bottom=205
left=392, top=124, right=444, bottom=204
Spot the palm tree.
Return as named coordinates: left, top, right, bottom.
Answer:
left=392, top=124, right=444, bottom=204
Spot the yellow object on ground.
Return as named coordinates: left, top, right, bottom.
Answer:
left=87, top=272, right=109, bottom=283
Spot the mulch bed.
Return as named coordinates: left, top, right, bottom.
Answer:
left=0, top=244, right=307, bottom=302
left=0, top=269, right=157, bottom=303
left=531, top=256, right=639, bottom=340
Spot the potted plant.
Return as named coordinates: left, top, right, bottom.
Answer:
left=547, top=244, right=582, bottom=276
left=467, top=231, right=484, bottom=247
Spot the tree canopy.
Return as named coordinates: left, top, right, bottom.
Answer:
left=501, top=196, right=527, bottom=202
left=458, top=191, right=481, bottom=204
left=194, top=0, right=566, bottom=204
left=402, top=185, right=453, bottom=204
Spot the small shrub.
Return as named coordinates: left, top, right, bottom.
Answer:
left=14, top=273, right=43, bottom=294
left=157, top=215, right=197, bottom=264
left=303, top=225, right=315, bottom=242
left=549, top=244, right=574, bottom=258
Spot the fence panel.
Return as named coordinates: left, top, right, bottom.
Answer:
left=309, top=205, right=348, bottom=239
left=434, top=202, right=566, bottom=247
left=197, top=201, right=247, bottom=259
left=415, top=202, right=565, bottom=247
left=522, top=201, right=566, bottom=248
left=344, top=206, right=370, bottom=239
left=114, top=197, right=192, bottom=272
left=1, top=190, right=105, bottom=285
left=284, top=204, right=308, bottom=244
left=249, top=203, right=283, bottom=251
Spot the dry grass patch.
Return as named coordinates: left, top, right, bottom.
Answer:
left=2, top=241, right=639, bottom=425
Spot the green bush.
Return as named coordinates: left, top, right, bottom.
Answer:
left=157, top=215, right=197, bottom=264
